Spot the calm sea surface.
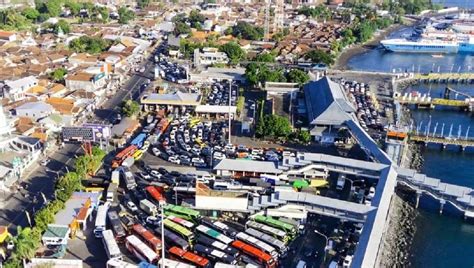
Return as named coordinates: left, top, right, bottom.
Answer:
left=347, top=2, right=474, bottom=266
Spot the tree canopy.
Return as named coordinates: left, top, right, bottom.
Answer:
left=137, top=0, right=150, bottom=9
left=122, top=100, right=140, bottom=117
left=118, top=7, right=135, bottom=24
left=256, top=114, right=292, bottom=138
left=50, top=67, right=67, bottom=82
left=245, top=63, right=286, bottom=87
left=220, top=42, right=245, bottom=65
left=230, top=21, right=264, bottom=41
left=254, top=52, right=275, bottom=63
left=286, top=69, right=310, bottom=86
left=69, top=36, right=112, bottom=54
left=305, top=49, right=334, bottom=66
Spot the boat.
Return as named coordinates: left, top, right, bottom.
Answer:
left=432, top=54, right=444, bottom=58
left=381, top=35, right=474, bottom=54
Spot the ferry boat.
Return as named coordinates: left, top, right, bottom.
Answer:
left=381, top=35, right=474, bottom=54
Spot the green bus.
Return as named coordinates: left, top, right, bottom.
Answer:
left=163, top=204, right=201, bottom=222
left=254, top=215, right=297, bottom=238
left=163, top=219, right=194, bottom=243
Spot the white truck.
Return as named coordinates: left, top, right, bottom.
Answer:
left=121, top=157, right=134, bottom=168
left=124, top=170, right=137, bottom=190
left=140, top=199, right=158, bottom=216
left=111, top=170, right=120, bottom=185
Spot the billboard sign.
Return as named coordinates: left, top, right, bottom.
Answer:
left=62, top=123, right=111, bottom=142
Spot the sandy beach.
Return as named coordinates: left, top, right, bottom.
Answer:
left=333, top=23, right=408, bottom=71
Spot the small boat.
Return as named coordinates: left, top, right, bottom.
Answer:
left=432, top=54, right=444, bottom=58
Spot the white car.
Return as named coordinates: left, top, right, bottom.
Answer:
left=367, top=186, right=376, bottom=199
left=127, top=201, right=138, bottom=212
left=40, top=158, right=50, bottom=166
left=150, top=170, right=161, bottom=178
left=146, top=216, right=160, bottom=226
left=343, top=255, right=353, bottom=268
left=213, top=151, right=226, bottom=160
left=141, top=141, right=150, bottom=151
left=169, top=156, right=181, bottom=164
left=152, top=147, right=161, bottom=156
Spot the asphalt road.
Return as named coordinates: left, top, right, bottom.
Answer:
left=0, top=52, right=157, bottom=233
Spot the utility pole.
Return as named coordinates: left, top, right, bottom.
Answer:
left=228, top=80, right=232, bottom=145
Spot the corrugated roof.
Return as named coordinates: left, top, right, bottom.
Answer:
left=304, top=77, right=355, bottom=126
left=214, top=159, right=281, bottom=174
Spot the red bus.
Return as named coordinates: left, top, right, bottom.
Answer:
left=146, top=186, right=166, bottom=203
left=132, top=224, right=162, bottom=254
left=169, top=246, right=210, bottom=268
left=112, top=145, right=137, bottom=168
left=231, top=240, right=276, bottom=268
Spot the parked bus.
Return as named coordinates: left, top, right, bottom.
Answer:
left=146, top=186, right=166, bottom=204
left=163, top=219, right=194, bottom=243
left=154, top=227, right=190, bottom=251
left=195, top=225, right=233, bottom=245
left=245, top=228, right=287, bottom=255
left=169, top=246, right=210, bottom=268
left=231, top=240, right=276, bottom=268
left=126, top=235, right=159, bottom=264
left=193, top=244, right=237, bottom=265
left=112, top=145, right=137, bottom=168
left=246, top=221, right=289, bottom=243
left=164, top=204, right=200, bottom=222
left=201, top=218, right=238, bottom=238
left=196, top=235, right=239, bottom=257
left=108, top=209, right=127, bottom=242
left=103, top=229, right=122, bottom=260
left=167, top=215, right=194, bottom=229
left=155, top=258, right=194, bottom=268
left=235, top=232, right=278, bottom=259
left=94, top=202, right=110, bottom=238
left=132, top=224, right=162, bottom=254
left=131, top=133, right=148, bottom=149
left=106, top=259, right=137, bottom=268
left=253, top=215, right=296, bottom=238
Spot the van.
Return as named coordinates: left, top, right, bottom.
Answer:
left=336, top=175, right=346, bottom=191
left=296, top=260, right=306, bottom=268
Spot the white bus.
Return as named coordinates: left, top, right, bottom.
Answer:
left=106, top=259, right=137, bottom=268
left=157, top=258, right=196, bottom=268
left=235, top=232, right=279, bottom=259
left=245, top=228, right=287, bottom=255
left=102, top=229, right=122, bottom=260
left=125, top=235, right=159, bottom=264
left=94, top=202, right=110, bottom=238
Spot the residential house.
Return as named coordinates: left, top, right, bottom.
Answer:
left=0, top=31, right=16, bottom=42
left=3, top=76, right=39, bottom=102
left=15, top=101, right=55, bottom=120
left=193, top=47, right=229, bottom=67
left=65, top=72, right=107, bottom=92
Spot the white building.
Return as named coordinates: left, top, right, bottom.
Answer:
left=193, top=48, right=229, bottom=67
left=3, top=76, right=39, bottom=102
left=15, top=101, right=55, bottom=120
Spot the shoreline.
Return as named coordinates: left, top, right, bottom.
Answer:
left=333, top=23, right=409, bottom=71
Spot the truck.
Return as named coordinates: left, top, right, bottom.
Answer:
left=106, top=183, right=118, bottom=204
left=124, top=170, right=137, bottom=190
left=111, top=170, right=120, bottom=185
left=121, top=157, right=135, bottom=168
left=140, top=199, right=158, bottom=216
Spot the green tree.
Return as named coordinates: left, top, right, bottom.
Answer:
left=65, top=1, right=81, bottom=16
left=11, top=227, right=41, bottom=260
left=256, top=114, right=292, bottom=138
left=231, top=21, right=264, bottom=41
left=174, top=21, right=191, bottom=35
left=297, top=130, right=311, bottom=144
left=69, top=36, right=112, bottom=54
left=22, top=7, right=40, bottom=21
left=189, top=9, right=205, bottom=28
left=96, top=6, right=109, bottom=22
left=254, top=52, right=275, bottom=63
left=137, top=0, right=150, bottom=9
left=122, top=100, right=140, bottom=117
left=118, top=7, right=135, bottom=24
left=54, top=19, right=70, bottom=34
left=305, top=49, right=334, bottom=66
left=220, top=42, right=245, bottom=65
left=74, top=156, right=90, bottom=177
left=50, top=67, right=67, bottom=82
left=45, top=0, right=62, bottom=17
left=0, top=9, right=31, bottom=30
left=286, top=69, right=310, bottom=86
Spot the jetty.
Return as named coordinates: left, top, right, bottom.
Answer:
left=393, top=86, right=474, bottom=111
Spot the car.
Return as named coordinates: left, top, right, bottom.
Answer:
left=150, top=170, right=161, bottom=178
left=140, top=172, right=152, bottom=180
left=127, top=201, right=138, bottom=212
left=40, top=158, right=51, bottom=166
left=146, top=216, right=160, bottom=226
left=161, top=175, right=176, bottom=185
left=343, top=255, right=353, bottom=268
left=213, top=151, right=226, bottom=160
left=354, top=223, right=363, bottom=235
left=168, top=156, right=181, bottom=164
left=367, top=186, right=376, bottom=199
left=181, top=158, right=191, bottom=166
left=152, top=147, right=161, bottom=156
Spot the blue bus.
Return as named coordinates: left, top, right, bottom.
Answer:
left=131, top=133, right=147, bottom=148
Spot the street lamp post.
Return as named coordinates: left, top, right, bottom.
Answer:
left=228, top=80, right=232, bottom=145
left=159, top=201, right=165, bottom=266
left=314, top=230, right=338, bottom=264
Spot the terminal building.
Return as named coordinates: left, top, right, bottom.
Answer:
left=141, top=92, right=202, bottom=112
